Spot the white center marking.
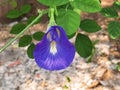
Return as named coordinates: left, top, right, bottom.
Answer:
left=50, top=41, right=57, bottom=55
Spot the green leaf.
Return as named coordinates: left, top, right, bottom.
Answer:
left=66, top=76, right=71, bottom=82
left=10, top=23, right=26, bottom=34
left=33, top=31, right=44, bottom=41
left=63, top=85, right=69, bottom=89
left=58, top=3, right=73, bottom=10
left=68, top=33, right=76, bottom=39
left=71, top=0, right=101, bottom=12
left=6, top=9, right=21, bottom=19
left=27, top=43, right=35, bottom=58
left=20, top=4, right=31, bottom=14
left=27, top=16, right=41, bottom=25
left=113, top=1, right=120, bottom=10
left=56, top=9, right=80, bottom=35
left=75, top=33, right=93, bottom=58
left=108, top=21, right=120, bottom=39
left=80, top=19, right=101, bottom=33
left=37, top=0, right=69, bottom=6
left=19, top=35, right=32, bottom=47
left=115, top=62, right=120, bottom=71
left=100, top=7, right=118, bottom=18
left=10, top=0, right=17, bottom=8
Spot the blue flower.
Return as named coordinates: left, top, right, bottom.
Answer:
left=33, top=26, right=75, bottom=71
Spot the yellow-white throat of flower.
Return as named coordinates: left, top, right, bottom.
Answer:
left=50, top=40, right=57, bottom=55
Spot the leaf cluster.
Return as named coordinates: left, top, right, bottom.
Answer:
left=5, top=0, right=120, bottom=62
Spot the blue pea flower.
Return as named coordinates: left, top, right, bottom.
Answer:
left=33, top=26, right=75, bottom=71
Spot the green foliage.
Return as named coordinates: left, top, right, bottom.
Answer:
left=19, top=35, right=32, bottom=47
left=27, top=16, right=41, bottom=25
left=71, top=0, right=101, bottom=13
left=66, top=76, right=71, bottom=82
left=3, top=0, right=120, bottom=64
left=37, top=0, right=69, bottom=6
left=6, top=4, right=31, bottom=19
left=87, top=40, right=99, bottom=63
left=80, top=19, right=101, bottom=33
left=68, top=33, right=76, bottom=39
left=20, top=4, right=31, bottom=14
left=63, top=85, right=69, bottom=89
left=7, top=9, right=21, bottom=19
left=56, top=9, right=80, bottom=35
left=57, top=3, right=73, bottom=10
left=108, top=21, right=120, bottom=39
left=75, top=33, right=93, bottom=58
left=115, top=63, right=120, bottom=72
left=33, top=31, right=44, bottom=41
left=27, top=43, right=35, bottom=58
left=100, top=7, right=118, bottom=18
left=10, top=23, right=26, bottom=34
left=9, top=0, right=17, bottom=8
left=113, top=1, right=120, bottom=10
left=0, top=0, right=17, bottom=8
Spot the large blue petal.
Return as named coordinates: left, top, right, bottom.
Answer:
left=33, top=26, right=75, bottom=71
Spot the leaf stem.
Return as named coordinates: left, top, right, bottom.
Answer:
left=48, top=7, right=56, bottom=27
left=0, top=9, right=48, bottom=53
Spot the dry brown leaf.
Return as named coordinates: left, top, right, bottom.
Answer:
left=101, top=0, right=114, bottom=7
left=87, top=79, right=100, bottom=88
left=102, top=69, right=113, bottom=80
left=26, top=79, right=32, bottom=86
left=41, top=78, right=48, bottom=89
left=93, top=85, right=113, bottom=90
left=96, top=56, right=109, bottom=66
left=95, top=68, right=107, bottom=79
left=91, top=66, right=107, bottom=80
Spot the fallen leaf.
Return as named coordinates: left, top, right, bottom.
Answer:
left=102, top=69, right=113, bottom=80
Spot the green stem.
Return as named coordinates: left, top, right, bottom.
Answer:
left=48, top=7, right=56, bottom=27
left=0, top=9, right=48, bottom=53
left=73, top=8, right=81, bottom=15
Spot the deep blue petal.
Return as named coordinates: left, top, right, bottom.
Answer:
left=33, top=26, right=75, bottom=71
